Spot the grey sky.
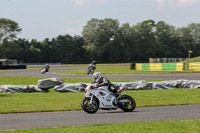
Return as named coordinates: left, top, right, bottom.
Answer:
left=0, top=0, right=200, bottom=41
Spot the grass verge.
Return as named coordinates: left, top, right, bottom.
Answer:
left=1, top=119, right=200, bottom=133
left=0, top=88, right=200, bottom=113
left=0, top=76, right=164, bottom=85
left=27, top=63, right=130, bottom=69
left=0, top=76, right=200, bottom=113
left=56, top=67, right=200, bottom=75
left=0, top=76, right=93, bottom=85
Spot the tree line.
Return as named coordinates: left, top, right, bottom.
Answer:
left=0, top=18, right=200, bottom=63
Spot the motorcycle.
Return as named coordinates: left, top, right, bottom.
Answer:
left=87, top=65, right=96, bottom=75
left=81, top=84, right=136, bottom=114
left=41, top=66, right=49, bottom=74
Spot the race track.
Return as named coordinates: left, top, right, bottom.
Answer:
left=0, top=67, right=200, bottom=79
left=0, top=68, right=200, bottom=130
left=0, top=104, right=200, bottom=130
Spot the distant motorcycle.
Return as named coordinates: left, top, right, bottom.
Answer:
left=81, top=84, right=136, bottom=114
left=87, top=65, right=96, bottom=75
left=41, top=65, right=49, bottom=74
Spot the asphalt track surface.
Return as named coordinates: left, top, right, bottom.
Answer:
left=0, top=104, right=200, bottom=130
left=0, top=67, right=200, bottom=79
left=0, top=68, right=200, bottom=130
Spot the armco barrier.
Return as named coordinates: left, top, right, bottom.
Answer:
left=136, top=63, right=184, bottom=71
left=150, top=63, right=162, bottom=71
left=136, top=63, right=142, bottom=70
left=142, top=63, right=149, bottom=71
left=176, top=63, right=184, bottom=71
left=162, top=63, right=176, bottom=71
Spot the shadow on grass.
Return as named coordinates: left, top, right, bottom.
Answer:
left=0, top=94, right=10, bottom=97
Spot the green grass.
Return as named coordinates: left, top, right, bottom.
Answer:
left=1, top=119, right=200, bottom=133
left=0, top=76, right=44, bottom=85
left=56, top=67, right=200, bottom=75
left=129, top=89, right=200, bottom=107
left=0, top=76, right=94, bottom=85
left=0, top=76, right=200, bottom=132
left=0, top=76, right=200, bottom=113
left=27, top=63, right=130, bottom=69
left=0, top=76, right=164, bottom=85
left=0, top=88, right=200, bottom=113
left=183, top=56, right=200, bottom=63
left=0, top=90, right=83, bottom=113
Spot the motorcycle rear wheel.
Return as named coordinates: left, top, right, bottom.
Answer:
left=119, top=95, right=136, bottom=112
left=81, top=97, right=99, bottom=114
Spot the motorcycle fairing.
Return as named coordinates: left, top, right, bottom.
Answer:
left=87, top=87, right=117, bottom=109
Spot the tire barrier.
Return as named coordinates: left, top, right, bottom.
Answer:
left=0, top=85, right=41, bottom=93
left=0, top=78, right=199, bottom=93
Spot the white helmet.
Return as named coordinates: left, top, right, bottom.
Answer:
left=92, top=72, right=102, bottom=82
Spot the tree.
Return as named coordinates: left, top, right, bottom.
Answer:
left=154, top=21, right=180, bottom=57
left=40, top=38, right=56, bottom=63
left=28, top=39, right=42, bottom=63
left=70, top=35, right=88, bottom=63
left=0, top=18, right=22, bottom=43
left=131, top=20, right=156, bottom=61
left=188, top=23, right=200, bottom=57
left=114, top=23, right=134, bottom=62
left=82, top=18, right=120, bottom=62
left=177, top=23, right=200, bottom=58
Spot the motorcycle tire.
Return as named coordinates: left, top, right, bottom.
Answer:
left=41, top=70, right=45, bottom=74
left=81, top=97, right=99, bottom=114
left=119, top=95, right=136, bottom=112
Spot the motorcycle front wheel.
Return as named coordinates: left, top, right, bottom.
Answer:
left=81, top=97, right=99, bottom=114
left=119, top=95, right=136, bottom=112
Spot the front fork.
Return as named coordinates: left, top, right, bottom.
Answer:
left=89, top=95, right=94, bottom=105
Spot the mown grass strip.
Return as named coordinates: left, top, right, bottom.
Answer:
left=1, top=119, right=200, bottom=133
left=0, top=76, right=93, bottom=85
left=27, top=63, right=130, bottom=69
left=0, top=89, right=200, bottom=114
left=0, top=76, right=200, bottom=113
left=0, top=76, right=44, bottom=85
left=0, top=76, right=164, bottom=85
left=56, top=67, right=200, bottom=75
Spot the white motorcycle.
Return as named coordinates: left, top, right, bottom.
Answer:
left=41, top=66, right=49, bottom=74
left=81, top=84, right=136, bottom=114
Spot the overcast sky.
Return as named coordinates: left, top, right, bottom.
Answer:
left=0, top=0, right=200, bottom=41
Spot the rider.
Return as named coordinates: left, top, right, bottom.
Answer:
left=92, top=72, right=119, bottom=97
left=87, top=61, right=96, bottom=74
left=88, top=61, right=96, bottom=69
left=44, top=64, right=50, bottom=72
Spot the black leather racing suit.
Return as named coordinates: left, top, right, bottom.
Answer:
left=96, top=77, right=117, bottom=94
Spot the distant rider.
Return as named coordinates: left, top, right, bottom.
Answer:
left=44, top=64, right=50, bottom=72
left=41, top=64, right=49, bottom=74
left=92, top=72, right=118, bottom=96
left=87, top=61, right=96, bottom=74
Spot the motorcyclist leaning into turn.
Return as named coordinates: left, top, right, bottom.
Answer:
left=87, top=61, right=96, bottom=74
left=44, top=64, right=50, bottom=72
left=92, top=72, right=119, bottom=97
left=89, top=61, right=96, bottom=68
